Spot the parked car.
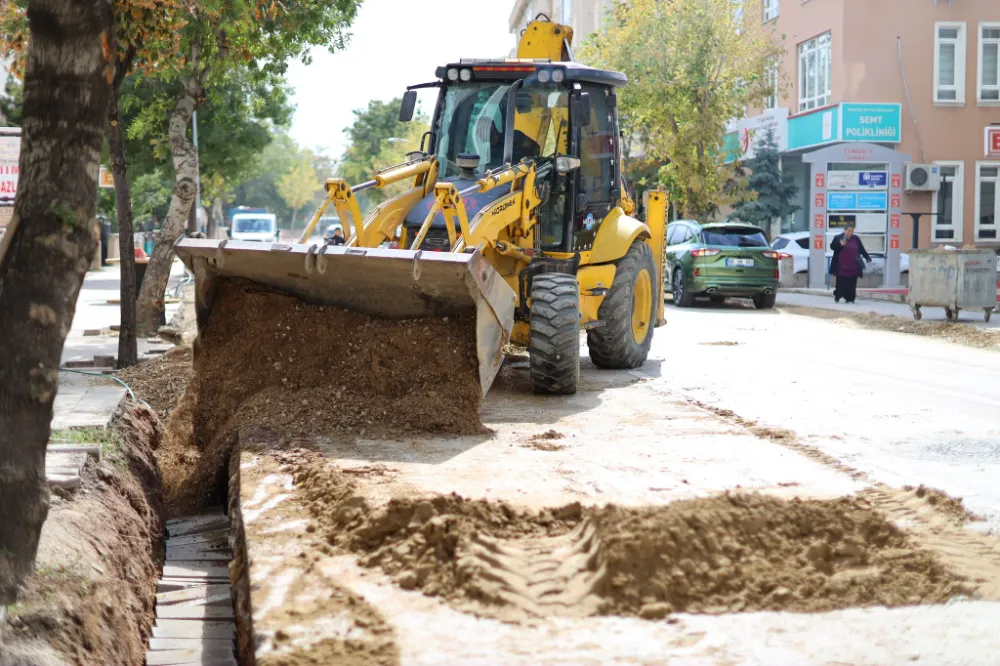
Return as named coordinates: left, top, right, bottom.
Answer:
left=665, top=220, right=781, bottom=309
left=772, top=231, right=909, bottom=275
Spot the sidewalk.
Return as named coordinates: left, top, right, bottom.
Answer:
left=62, top=260, right=185, bottom=366
left=777, top=289, right=1000, bottom=328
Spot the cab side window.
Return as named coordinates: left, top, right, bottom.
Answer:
left=572, top=85, right=617, bottom=250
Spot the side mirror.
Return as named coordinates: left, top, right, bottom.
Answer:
left=570, top=91, right=591, bottom=126
left=399, top=90, right=417, bottom=122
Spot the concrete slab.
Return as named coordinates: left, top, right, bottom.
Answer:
left=147, top=638, right=234, bottom=652
left=151, top=620, right=235, bottom=640
left=157, top=585, right=232, bottom=605
left=165, top=531, right=230, bottom=548
left=164, top=548, right=231, bottom=562
left=162, top=562, right=230, bottom=580
left=50, top=373, right=126, bottom=431
left=145, top=648, right=234, bottom=665
left=155, top=605, right=235, bottom=621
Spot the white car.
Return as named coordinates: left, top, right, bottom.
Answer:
left=772, top=231, right=909, bottom=275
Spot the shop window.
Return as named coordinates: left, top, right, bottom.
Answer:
left=975, top=163, right=999, bottom=241
left=798, top=33, right=831, bottom=111
left=934, top=23, right=966, bottom=104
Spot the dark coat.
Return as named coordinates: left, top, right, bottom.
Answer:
left=829, top=232, right=871, bottom=277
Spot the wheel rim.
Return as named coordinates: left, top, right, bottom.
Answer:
left=674, top=272, right=683, bottom=306
left=631, top=268, right=653, bottom=344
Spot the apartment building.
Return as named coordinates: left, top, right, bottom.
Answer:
left=728, top=0, right=1000, bottom=263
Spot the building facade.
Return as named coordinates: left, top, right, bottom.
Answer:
left=729, top=0, right=1000, bottom=256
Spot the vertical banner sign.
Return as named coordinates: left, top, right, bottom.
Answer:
left=891, top=193, right=901, bottom=208
left=890, top=237, right=900, bottom=249
left=814, top=214, right=825, bottom=228
left=815, top=173, right=825, bottom=188
left=892, top=173, right=902, bottom=189
left=890, top=214, right=900, bottom=229
left=0, top=133, right=20, bottom=204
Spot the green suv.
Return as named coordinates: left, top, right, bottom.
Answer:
left=665, top=220, right=780, bottom=309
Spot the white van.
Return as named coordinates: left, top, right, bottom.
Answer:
left=230, top=213, right=278, bottom=242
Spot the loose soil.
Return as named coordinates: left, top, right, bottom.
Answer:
left=0, top=404, right=165, bottom=666
left=524, top=429, right=567, bottom=451
left=116, top=346, right=193, bottom=419
left=161, top=277, right=486, bottom=515
left=275, top=449, right=972, bottom=622
left=782, top=305, right=1000, bottom=350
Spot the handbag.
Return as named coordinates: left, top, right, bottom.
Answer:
left=856, top=255, right=866, bottom=274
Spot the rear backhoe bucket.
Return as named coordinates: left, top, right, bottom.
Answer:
left=173, top=238, right=516, bottom=396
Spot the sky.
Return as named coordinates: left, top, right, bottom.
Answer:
left=285, top=0, right=517, bottom=160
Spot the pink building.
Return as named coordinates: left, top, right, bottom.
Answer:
left=738, top=0, right=1000, bottom=254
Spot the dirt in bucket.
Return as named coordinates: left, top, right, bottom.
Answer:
left=160, top=277, right=487, bottom=515
left=276, top=450, right=972, bottom=622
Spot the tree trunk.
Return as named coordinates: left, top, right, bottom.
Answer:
left=289, top=208, right=298, bottom=237
left=108, top=57, right=137, bottom=368
left=135, top=72, right=200, bottom=336
left=0, top=0, right=113, bottom=604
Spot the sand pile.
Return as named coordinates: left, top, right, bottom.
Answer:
left=279, top=451, right=971, bottom=620
left=595, top=492, right=971, bottom=616
left=161, top=278, right=485, bottom=514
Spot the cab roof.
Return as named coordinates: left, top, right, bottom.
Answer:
left=435, top=60, right=627, bottom=88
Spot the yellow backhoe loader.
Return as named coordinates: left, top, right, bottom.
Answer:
left=175, top=17, right=668, bottom=396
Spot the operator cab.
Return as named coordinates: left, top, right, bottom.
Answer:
left=399, top=60, right=626, bottom=254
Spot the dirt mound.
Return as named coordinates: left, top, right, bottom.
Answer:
left=595, top=492, right=970, bottom=616
left=116, top=346, right=193, bottom=419
left=903, top=484, right=983, bottom=524
left=783, top=305, right=1000, bottom=350
left=283, top=450, right=579, bottom=600
left=277, top=451, right=970, bottom=621
left=161, top=278, right=486, bottom=514
left=0, top=403, right=165, bottom=666
left=524, top=429, right=567, bottom=451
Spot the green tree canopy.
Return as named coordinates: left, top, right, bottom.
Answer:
left=730, top=128, right=799, bottom=230
left=338, top=98, right=429, bottom=212
left=583, top=0, right=783, bottom=219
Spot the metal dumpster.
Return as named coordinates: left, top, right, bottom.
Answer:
left=907, top=248, right=997, bottom=322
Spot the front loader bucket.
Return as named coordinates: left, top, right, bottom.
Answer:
left=173, top=239, right=516, bottom=396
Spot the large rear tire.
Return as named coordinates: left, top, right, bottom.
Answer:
left=588, top=241, right=657, bottom=369
left=529, top=273, right=580, bottom=395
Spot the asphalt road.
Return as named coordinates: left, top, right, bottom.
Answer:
left=654, top=295, right=1000, bottom=527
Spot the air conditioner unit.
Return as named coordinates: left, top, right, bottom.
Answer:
left=904, top=164, right=942, bottom=192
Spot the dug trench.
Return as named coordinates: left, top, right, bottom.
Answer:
left=146, top=277, right=1000, bottom=663
left=0, top=404, right=165, bottom=666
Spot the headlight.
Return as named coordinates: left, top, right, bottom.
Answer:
left=447, top=68, right=459, bottom=81
left=552, top=68, right=565, bottom=83
left=459, top=68, right=472, bottom=82
left=537, top=69, right=551, bottom=84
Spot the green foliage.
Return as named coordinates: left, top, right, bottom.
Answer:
left=119, top=66, right=292, bottom=213
left=276, top=155, right=320, bottom=230
left=0, top=75, right=22, bottom=126
left=730, top=128, right=799, bottom=227
left=582, top=0, right=783, bottom=219
left=338, top=98, right=429, bottom=211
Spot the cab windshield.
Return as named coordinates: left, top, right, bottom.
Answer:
left=434, top=82, right=569, bottom=179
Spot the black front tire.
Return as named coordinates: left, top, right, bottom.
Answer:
left=529, top=273, right=580, bottom=395
left=753, top=293, right=776, bottom=309
left=588, top=241, right=658, bottom=369
left=673, top=269, right=695, bottom=308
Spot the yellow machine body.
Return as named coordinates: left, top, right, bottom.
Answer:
left=174, top=18, right=667, bottom=396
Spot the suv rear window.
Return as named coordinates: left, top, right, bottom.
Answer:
left=701, top=226, right=769, bottom=247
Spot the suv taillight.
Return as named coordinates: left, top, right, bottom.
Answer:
left=691, top=248, right=721, bottom=257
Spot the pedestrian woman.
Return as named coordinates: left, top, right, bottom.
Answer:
left=830, top=222, right=871, bottom=303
